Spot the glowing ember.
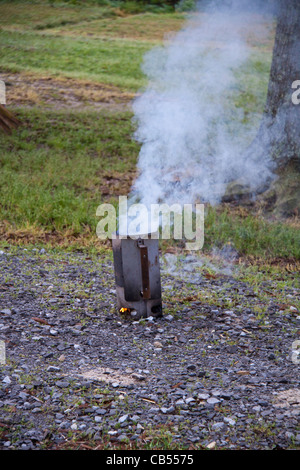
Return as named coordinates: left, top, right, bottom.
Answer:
left=120, top=308, right=131, bottom=313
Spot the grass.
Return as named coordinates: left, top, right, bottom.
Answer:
left=233, top=53, right=272, bottom=119
left=0, top=29, right=152, bottom=91
left=203, top=206, right=300, bottom=260
left=0, top=2, right=185, bottom=91
left=0, top=1, right=117, bottom=30
left=43, top=12, right=185, bottom=41
left=0, top=1, right=299, bottom=262
left=0, top=107, right=138, bottom=233
left=0, top=106, right=299, bottom=260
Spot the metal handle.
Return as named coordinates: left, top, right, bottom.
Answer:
left=137, top=239, right=151, bottom=299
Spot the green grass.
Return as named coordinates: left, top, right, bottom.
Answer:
left=0, top=1, right=119, bottom=29
left=204, top=206, right=300, bottom=260
left=233, top=52, right=272, bottom=119
left=0, top=1, right=298, bottom=261
left=0, top=29, right=152, bottom=91
left=0, top=107, right=299, bottom=259
left=0, top=29, right=273, bottom=94
left=0, top=107, right=139, bottom=234
left=0, top=2, right=185, bottom=91
left=43, top=12, right=185, bottom=40
left=0, top=1, right=184, bottom=33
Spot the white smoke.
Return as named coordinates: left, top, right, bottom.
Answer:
left=130, top=0, right=276, bottom=208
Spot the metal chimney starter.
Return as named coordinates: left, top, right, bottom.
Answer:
left=112, top=235, right=162, bottom=318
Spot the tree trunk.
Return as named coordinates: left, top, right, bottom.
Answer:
left=263, top=0, right=300, bottom=169
left=239, top=0, right=300, bottom=217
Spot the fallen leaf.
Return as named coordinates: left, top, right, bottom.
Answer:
left=204, top=273, right=218, bottom=279
left=172, top=382, right=184, bottom=389
left=242, top=329, right=252, bottom=334
left=31, top=317, right=50, bottom=325
left=141, top=398, right=157, bottom=404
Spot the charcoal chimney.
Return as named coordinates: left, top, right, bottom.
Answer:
left=112, top=234, right=162, bottom=319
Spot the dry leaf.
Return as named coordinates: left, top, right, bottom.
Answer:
left=237, top=370, right=250, bottom=376
left=31, top=317, right=50, bottom=325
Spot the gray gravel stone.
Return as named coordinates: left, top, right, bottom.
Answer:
left=0, top=309, right=11, bottom=315
left=118, top=414, right=129, bottom=424
left=0, top=248, right=299, bottom=450
left=212, top=422, right=226, bottom=432
left=207, top=397, right=220, bottom=405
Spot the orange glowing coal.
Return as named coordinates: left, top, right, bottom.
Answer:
left=119, top=307, right=131, bottom=313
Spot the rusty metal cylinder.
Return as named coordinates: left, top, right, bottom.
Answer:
left=112, top=234, right=162, bottom=318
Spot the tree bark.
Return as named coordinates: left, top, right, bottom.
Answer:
left=262, top=0, right=300, bottom=169
left=239, top=0, right=300, bottom=217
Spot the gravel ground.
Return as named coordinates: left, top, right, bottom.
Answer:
left=0, top=246, right=299, bottom=450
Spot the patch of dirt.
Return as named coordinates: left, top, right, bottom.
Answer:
left=75, top=366, right=140, bottom=387
left=0, top=220, right=110, bottom=250
left=272, top=389, right=300, bottom=409
left=0, top=71, right=135, bottom=110
left=100, top=170, right=137, bottom=198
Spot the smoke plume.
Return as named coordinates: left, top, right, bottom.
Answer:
left=130, top=0, right=277, bottom=209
